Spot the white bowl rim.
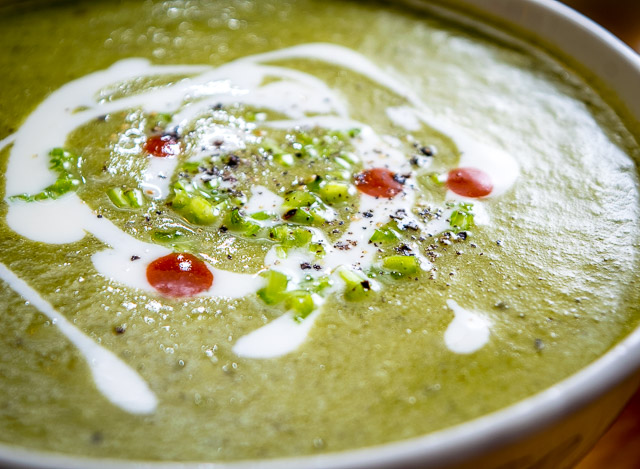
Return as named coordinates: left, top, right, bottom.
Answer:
left=0, top=1, right=639, bottom=468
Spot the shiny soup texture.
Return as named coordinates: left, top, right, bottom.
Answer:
left=0, top=0, right=639, bottom=462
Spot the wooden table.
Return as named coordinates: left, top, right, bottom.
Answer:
left=576, top=388, right=640, bottom=468
left=557, top=2, right=639, bottom=466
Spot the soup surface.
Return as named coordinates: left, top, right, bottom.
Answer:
left=0, top=0, right=639, bottom=462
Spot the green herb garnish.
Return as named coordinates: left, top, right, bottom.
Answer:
left=10, top=148, right=83, bottom=202
left=382, top=255, right=420, bottom=275
left=449, top=203, right=474, bottom=233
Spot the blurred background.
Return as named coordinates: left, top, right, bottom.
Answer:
left=560, top=3, right=639, bottom=467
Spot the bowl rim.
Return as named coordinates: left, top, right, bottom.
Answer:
left=1, top=1, right=639, bottom=468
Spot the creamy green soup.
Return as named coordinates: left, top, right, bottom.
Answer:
left=0, top=0, right=639, bottom=462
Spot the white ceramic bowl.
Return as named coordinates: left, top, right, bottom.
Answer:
left=1, top=1, right=639, bottom=468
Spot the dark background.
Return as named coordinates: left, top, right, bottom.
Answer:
left=560, top=0, right=640, bottom=52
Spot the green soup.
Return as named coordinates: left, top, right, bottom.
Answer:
left=0, top=0, right=639, bottom=462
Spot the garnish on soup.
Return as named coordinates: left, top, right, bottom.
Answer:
left=0, top=0, right=638, bottom=462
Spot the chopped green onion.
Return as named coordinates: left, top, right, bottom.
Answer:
left=225, top=208, right=261, bottom=236
left=170, top=188, right=191, bottom=209
left=285, top=290, right=315, bottom=322
left=318, top=182, right=352, bottom=205
left=450, top=203, right=474, bottom=233
left=187, top=195, right=218, bottom=225
left=282, top=207, right=320, bottom=225
left=49, top=148, right=81, bottom=174
left=170, top=187, right=218, bottom=225
left=300, top=275, right=332, bottom=294
left=338, top=267, right=372, bottom=301
left=281, top=191, right=330, bottom=226
left=283, top=191, right=318, bottom=209
left=339, top=151, right=359, bottom=165
left=333, top=156, right=351, bottom=169
left=204, top=178, right=219, bottom=191
left=10, top=148, right=83, bottom=202
left=268, top=225, right=313, bottom=249
left=151, top=229, right=192, bottom=250
left=306, top=175, right=323, bottom=192
left=328, top=169, right=352, bottom=181
left=250, top=211, right=273, bottom=221
left=428, top=173, right=446, bottom=185
left=152, top=230, right=183, bottom=243
left=309, top=242, right=326, bottom=258
left=382, top=255, right=419, bottom=275
left=303, top=145, right=318, bottom=158
left=369, top=222, right=400, bottom=244
left=123, top=188, right=144, bottom=208
left=107, top=187, right=128, bottom=208
left=275, top=153, right=294, bottom=167
left=154, top=112, right=173, bottom=126
left=276, top=246, right=288, bottom=259
left=180, top=162, right=201, bottom=173
left=257, top=270, right=288, bottom=305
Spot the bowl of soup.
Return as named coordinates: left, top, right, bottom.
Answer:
left=0, top=0, right=639, bottom=468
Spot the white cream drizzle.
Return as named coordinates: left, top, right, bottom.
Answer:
left=140, top=156, right=179, bottom=200
left=1, top=43, right=519, bottom=363
left=0, top=263, right=157, bottom=414
left=244, top=185, right=284, bottom=215
left=445, top=299, right=491, bottom=354
left=233, top=308, right=323, bottom=358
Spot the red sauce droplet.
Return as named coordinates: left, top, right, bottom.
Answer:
left=146, top=253, right=213, bottom=297
left=446, top=167, right=493, bottom=198
left=353, top=168, right=403, bottom=198
left=144, top=135, right=180, bottom=157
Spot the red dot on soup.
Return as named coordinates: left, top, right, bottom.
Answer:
left=144, top=135, right=180, bottom=157
left=446, top=167, right=493, bottom=198
left=354, top=168, right=403, bottom=198
left=146, top=253, right=213, bottom=297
